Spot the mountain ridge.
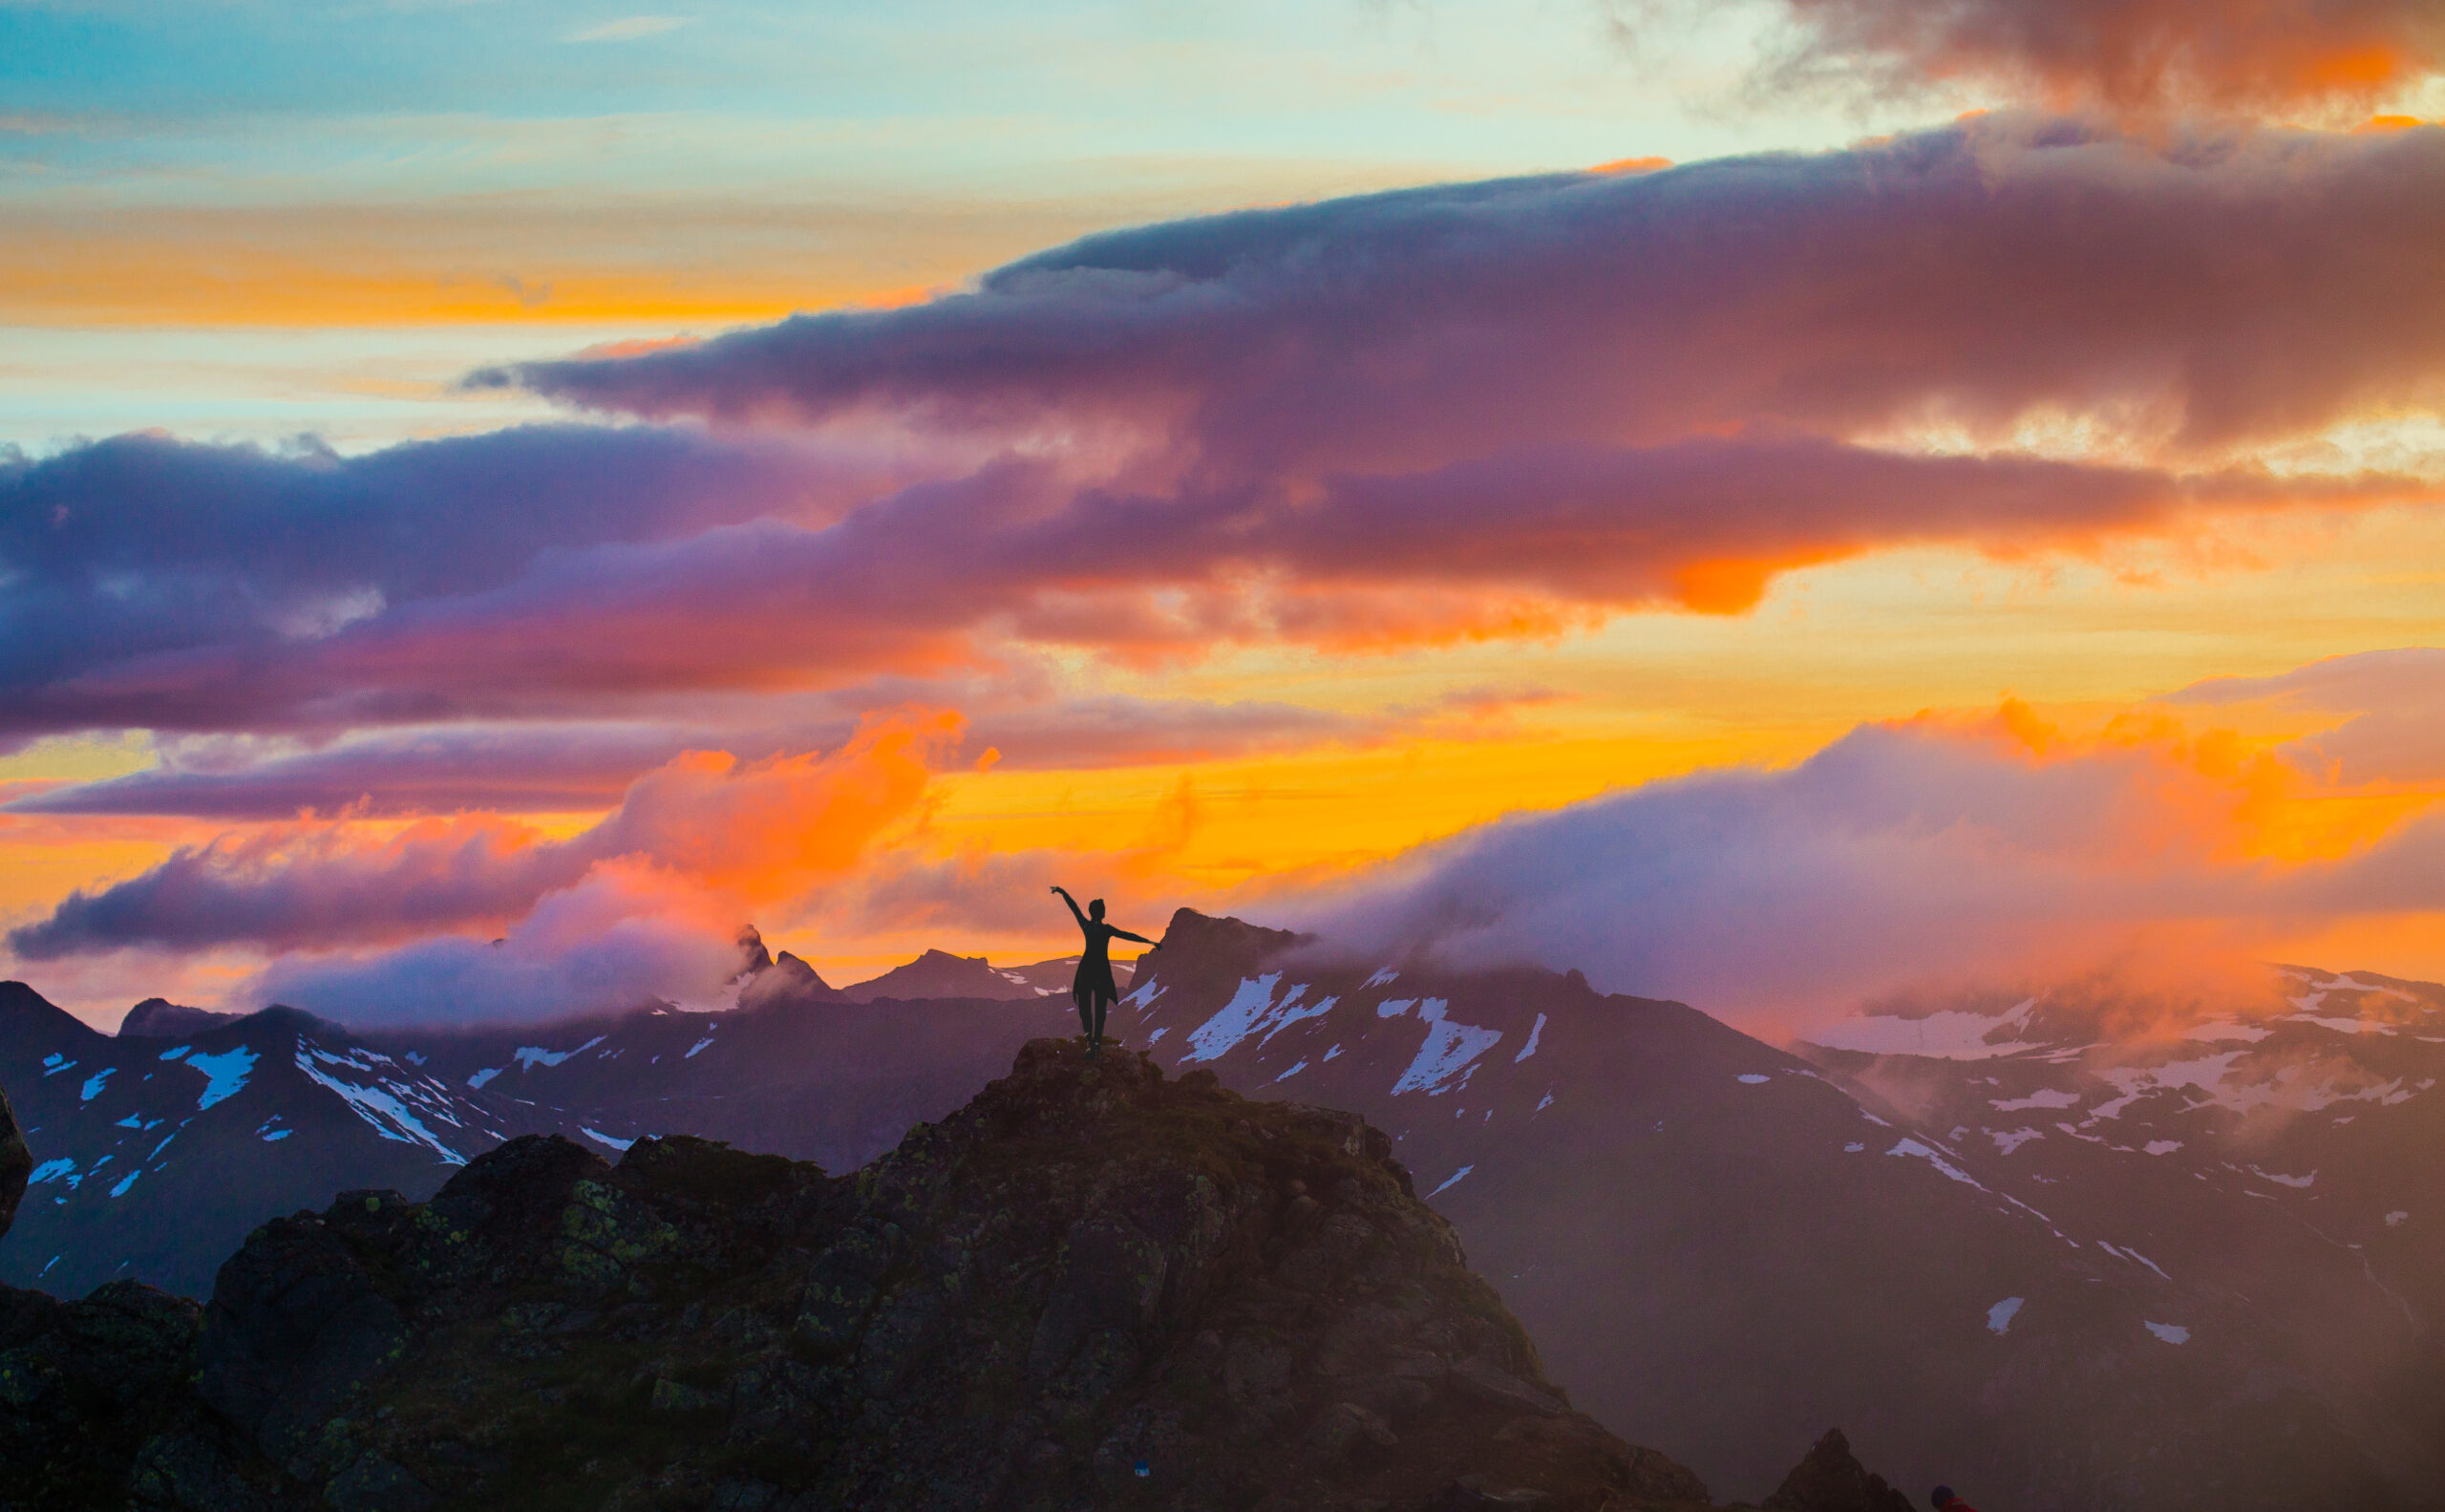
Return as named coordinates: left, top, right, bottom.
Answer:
left=0, top=1037, right=1912, bottom=1511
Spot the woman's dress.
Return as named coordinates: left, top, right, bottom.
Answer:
left=1071, top=922, right=1120, bottom=1009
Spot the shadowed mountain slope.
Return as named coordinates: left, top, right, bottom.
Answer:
left=0, top=1039, right=1905, bottom=1511
left=1108, top=910, right=2433, bottom=1510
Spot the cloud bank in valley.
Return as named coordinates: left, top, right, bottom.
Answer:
left=1282, top=655, right=2445, bottom=1023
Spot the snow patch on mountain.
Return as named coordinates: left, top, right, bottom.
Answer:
left=1259, top=990, right=1337, bottom=1048
left=1987, top=1297, right=2024, bottom=1334
left=184, top=1047, right=257, bottom=1110
left=1514, top=1013, right=1545, bottom=1061
left=1183, top=973, right=1284, bottom=1062
left=1990, top=1087, right=2081, bottom=1112
left=1886, top=1138, right=1986, bottom=1190
left=514, top=1035, right=606, bottom=1071
left=1391, top=999, right=1502, bottom=1097
left=2145, top=1321, right=2190, bottom=1344
left=1806, top=1000, right=2041, bottom=1060
left=294, top=1046, right=466, bottom=1165
left=2185, top=1020, right=2272, bottom=1042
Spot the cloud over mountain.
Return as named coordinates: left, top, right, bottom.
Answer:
left=1287, top=691, right=2445, bottom=1021
left=8, top=715, right=950, bottom=965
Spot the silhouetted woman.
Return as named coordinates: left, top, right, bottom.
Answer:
left=1051, top=886, right=1152, bottom=1056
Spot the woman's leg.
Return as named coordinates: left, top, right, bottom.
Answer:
left=1074, top=988, right=1095, bottom=1039
left=1091, top=990, right=1112, bottom=1048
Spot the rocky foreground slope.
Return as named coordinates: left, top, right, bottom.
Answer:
left=0, top=1042, right=1905, bottom=1512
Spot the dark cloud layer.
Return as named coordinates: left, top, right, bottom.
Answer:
left=5, top=117, right=2441, bottom=824
left=501, top=117, right=2445, bottom=457
left=1771, top=0, right=2445, bottom=111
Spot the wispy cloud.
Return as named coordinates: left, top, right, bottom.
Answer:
left=565, top=15, right=694, bottom=43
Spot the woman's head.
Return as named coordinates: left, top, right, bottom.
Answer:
left=1090, top=898, right=1106, bottom=920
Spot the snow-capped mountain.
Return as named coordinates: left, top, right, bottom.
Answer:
left=1796, top=965, right=2445, bottom=1494
left=365, top=975, right=1077, bottom=1172
left=4, top=922, right=2439, bottom=1508
left=1105, top=913, right=2442, bottom=1510
left=0, top=962, right=1077, bottom=1298
left=0, top=984, right=504, bottom=1299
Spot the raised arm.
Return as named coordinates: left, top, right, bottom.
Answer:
left=1049, top=884, right=1088, bottom=927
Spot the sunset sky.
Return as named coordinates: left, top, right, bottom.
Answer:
left=5, top=0, right=2443, bottom=1030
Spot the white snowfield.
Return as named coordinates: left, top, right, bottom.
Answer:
left=1803, top=1000, right=2042, bottom=1060
left=515, top=1035, right=607, bottom=1071
left=1389, top=998, right=1503, bottom=1097
left=294, top=1040, right=471, bottom=1165
left=174, top=1045, right=258, bottom=1110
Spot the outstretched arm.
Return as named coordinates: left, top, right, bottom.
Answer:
left=1049, top=885, right=1087, bottom=927
left=1110, top=927, right=1155, bottom=946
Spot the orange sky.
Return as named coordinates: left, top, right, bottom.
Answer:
left=4, top=2, right=2443, bottom=1030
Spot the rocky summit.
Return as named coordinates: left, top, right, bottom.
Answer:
left=0, top=1039, right=1904, bottom=1512
left=0, top=1082, right=28, bottom=1240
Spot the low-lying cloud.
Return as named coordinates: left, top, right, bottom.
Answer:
left=1286, top=685, right=2445, bottom=1023
left=8, top=714, right=951, bottom=965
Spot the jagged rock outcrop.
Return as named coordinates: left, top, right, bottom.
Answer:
left=0, top=1081, right=28, bottom=1241
left=734, top=925, right=842, bottom=1009
left=0, top=1043, right=1904, bottom=1509
left=1760, top=1430, right=1914, bottom=1512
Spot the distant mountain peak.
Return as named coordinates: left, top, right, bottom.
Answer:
left=843, top=948, right=1075, bottom=1002
left=118, top=997, right=242, bottom=1039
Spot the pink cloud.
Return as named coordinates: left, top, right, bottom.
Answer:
left=1769, top=0, right=2445, bottom=112
left=8, top=714, right=952, bottom=960
left=1283, top=696, right=2445, bottom=1021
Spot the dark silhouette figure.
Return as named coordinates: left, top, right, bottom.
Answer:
left=1052, top=886, right=1152, bottom=1056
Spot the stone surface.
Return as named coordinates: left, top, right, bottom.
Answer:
left=0, top=1080, right=27, bottom=1244
left=0, top=1046, right=1906, bottom=1510
left=1760, top=1430, right=1915, bottom=1512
